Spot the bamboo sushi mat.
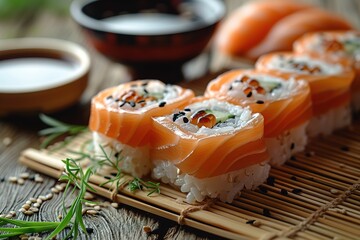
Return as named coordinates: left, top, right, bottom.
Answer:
left=19, top=121, right=360, bottom=240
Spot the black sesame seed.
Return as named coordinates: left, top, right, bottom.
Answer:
left=340, top=146, right=349, bottom=152
left=114, top=98, right=120, bottom=102
left=280, top=189, right=288, bottom=196
left=138, top=100, right=145, bottom=104
left=104, top=176, right=111, bottom=180
left=292, top=188, right=302, bottom=194
left=119, top=101, right=126, bottom=107
left=259, top=186, right=268, bottom=194
left=246, top=92, right=252, bottom=98
left=28, top=175, right=35, bottom=181
left=129, top=101, right=136, bottom=107
left=290, top=156, right=297, bottom=161
left=183, top=117, right=189, bottom=123
left=172, top=112, right=185, bottom=121
left=106, top=95, right=113, bottom=100
left=141, top=82, right=148, bottom=86
left=114, top=152, right=120, bottom=158
left=290, top=176, right=297, bottom=181
left=110, top=172, right=117, bottom=177
left=184, top=108, right=191, bottom=112
left=86, top=228, right=94, bottom=234
left=229, top=86, right=233, bottom=91
left=263, top=208, right=271, bottom=217
left=256, top=100, right=264, bottom=104
left=143, top=89, right=148, bottom=94
left=246, top=220, right=256, bottom=224
left=0, top=178, right=4, bottom=182
left=159, top=102, right=166, bottom=107
left=290, top=143, right=295, bottom=150
left=267, top=176, right=275, bottom=186
left=131, top=84, right=137, bottom=88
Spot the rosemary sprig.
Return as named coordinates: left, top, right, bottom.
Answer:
left=129, top=177, right=160, bottom=196
left=38, top=114, right=88, bottom=149
left=0, top=158, right=94, bottom=239
left=0, top=115, right=162, bottom=239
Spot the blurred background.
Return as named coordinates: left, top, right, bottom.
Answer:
left=0, top=0, right=359, bottom=102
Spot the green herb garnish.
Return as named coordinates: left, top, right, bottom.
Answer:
left=0, top=116, right=161, bottom=239
left=38, top=114, right=88, bottom=149
left=0, top=158, right=93, bottom=239
left=129, top=177, right=161, bottom=196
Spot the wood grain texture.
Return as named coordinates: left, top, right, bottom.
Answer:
left=0, top=0, right=359, bottom=239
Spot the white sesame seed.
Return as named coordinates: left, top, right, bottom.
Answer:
left=17, top=178, right=25, bottom=185
left=94, top=206, right=101, bottom=211
left=30, top=207, right=39, bottom=213
left=0, top=214, right=4, bottom=218
left=111, top=202, right=119, bottom=209
left=24, top=210, right=33, bottom=216
left=45, top=193, right=53, bottom=200
left=9, top=211, right=16, bottom=216
left=8, top=176, right=17, bottom=183
left=85, top=202, right=96, bottom=207
left=30, top=198, right=37, bottom=203
left=2, top=137, right=12, bottom=146
left=84, top=192, right=95, bottom=200
left=19, top=208, right=26, bottom=213
left=55, top=185, right=64, bottom=191
left=252, top=220, right=261, bottom=227
left=34, top=174, right=44, bottom=183
left=20, top=172, right=30, bottom=179
left=22, top=204, right=31, bottom=210
left=86, top=210, right=98, bottom=215
left=25, top=200, right=32, bottom=205
left=5, top=214, right=12, bottom=219
left=39, top=196, right=47, bottom=201
left=51, top=188, right=59, bottom=194
left=33, top=203, right=40, bottom=208
left=36, top=198, right=43, bottom=204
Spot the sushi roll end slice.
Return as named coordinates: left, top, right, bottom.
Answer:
left=89, top=80, right=194, bottom=177
left=151, top=98, right=270, bottom=203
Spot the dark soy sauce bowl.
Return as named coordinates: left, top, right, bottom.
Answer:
left=70, top=0, right=225, bottom=83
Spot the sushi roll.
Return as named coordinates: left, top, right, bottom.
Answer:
left=89, top=80, right=194, bottom=177
left=205, top=69, right=312, bottom=166
left=151, top=98, right=270, bottom=203
left=256, top=52, right=355, bottom=137
left=294, top=31, right=360, bottom=111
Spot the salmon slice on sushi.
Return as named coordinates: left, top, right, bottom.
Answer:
left=89, top=80, right=194, bottom=177
left=294, top=31, right=360, bottom=112
left=256, top=52, right=354, bottom=137
left=151, top=98, right=270, bottom=203
left=205, top=69, right=312, bottom=166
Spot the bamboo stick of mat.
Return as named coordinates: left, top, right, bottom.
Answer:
left=19, top=121, right=360, bottom=240
left=19, top=154, right=276, bottom=240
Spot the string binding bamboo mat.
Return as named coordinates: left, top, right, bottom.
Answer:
left=19, top=121, right=360, bottom=240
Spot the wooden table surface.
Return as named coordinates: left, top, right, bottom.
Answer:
left=1, top=1, right=359, bottom=239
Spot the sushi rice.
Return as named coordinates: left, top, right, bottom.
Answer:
left=307, top=104, right=351, bottom=137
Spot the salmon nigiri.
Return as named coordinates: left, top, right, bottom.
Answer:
left=294, top=31, right=360, bottom=111
left=151, top=98, right=270, bottom=203
left=205, top=69, right=312, bottom=166
left=89, top=80, right=194, bottom=177
left=256, top=52, right=354, bottom=137
left=216, top=0, right=352, bottom=60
